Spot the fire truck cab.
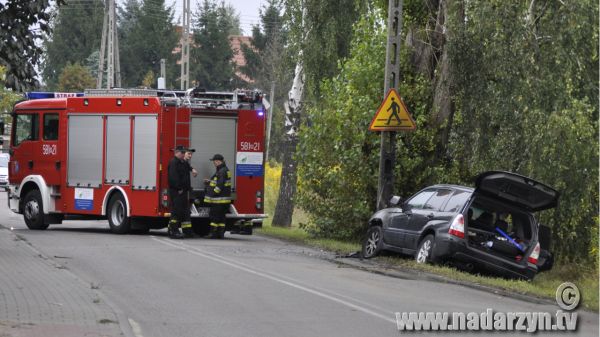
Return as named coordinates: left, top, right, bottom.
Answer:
left=8, top=89, right=266, bottom=236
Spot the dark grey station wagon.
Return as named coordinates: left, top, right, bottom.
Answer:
left=361, top=171, right=558, bottom=280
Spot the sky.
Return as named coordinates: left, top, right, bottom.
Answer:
left=168, top=0, right=267, bottom=35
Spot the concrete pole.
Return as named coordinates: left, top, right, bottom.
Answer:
left=180, top=0, right=191, bottom=90
left=106, top=0, right=115, bottom=88
left=97, top=6, right=108, bottom=89
left=376, top=0, right=403, bottom=210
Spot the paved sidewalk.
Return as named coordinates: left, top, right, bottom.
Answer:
left=0, top=227, right=124, bottom=337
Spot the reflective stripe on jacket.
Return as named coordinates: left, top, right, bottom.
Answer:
left=204, top=163, right=232, bottom=204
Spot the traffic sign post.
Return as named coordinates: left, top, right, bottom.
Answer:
left=376, top=0, right=406, bottom=211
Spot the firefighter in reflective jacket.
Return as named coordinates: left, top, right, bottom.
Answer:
left=204, top=154, right=232, bottom=239
left=167, top=146, right=192, bottom=239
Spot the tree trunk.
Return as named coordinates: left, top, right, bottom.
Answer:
left=272, top=119, right=300, bottom=226
left=272, top=68, right=304, bottom=226
left=272, top=9, right=306, bottom=227
left=427, top=0, right=459, bottom=161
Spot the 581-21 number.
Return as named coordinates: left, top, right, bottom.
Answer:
left=240, top=141, right=260, bottom=151
left=42, top=144, right=57, bottom=155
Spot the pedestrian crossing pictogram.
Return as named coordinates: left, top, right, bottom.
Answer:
left=369, top=89, right=416, bottom=131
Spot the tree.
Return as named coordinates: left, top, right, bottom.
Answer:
left=42, top=0, right=104, bottom=89
left=239, top=0, right=290, bottom=161
left=296, top=7, right=389, bottom=238
left=0, top=66, right=21, bottom=116
left=119, top=0, right=178, bottom=87
left=141, top=70, right=155, bottom=88
left=57, top=63, right=96, bottom=92
left=448, top=0, right=598, bottom=262
left=222, top=3, right=241, bottom=36
left=240, top=0, right=286, bottom=83
left=0, top=0, right=65, bottom=91
left=301, top=0, right=366, bottom=97
left=189, top=0, right=238, bottom=90
left=271, top=0, right=366, bottom=227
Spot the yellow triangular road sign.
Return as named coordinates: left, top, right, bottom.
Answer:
left=369, top=89, right=416, bottom=131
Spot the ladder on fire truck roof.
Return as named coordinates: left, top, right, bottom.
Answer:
left=83, top=88, right=263, bottom=110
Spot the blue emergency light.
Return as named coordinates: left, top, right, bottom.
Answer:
left=25, top=92, right=84, bottom=100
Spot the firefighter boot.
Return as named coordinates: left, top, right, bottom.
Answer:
left=208, top=223, right=219, bottom=239
left=181, top=222, right=194, bottom=238
left=168, top=220, right=184, bottom=239
left=216, top=223, right=226, bottom=239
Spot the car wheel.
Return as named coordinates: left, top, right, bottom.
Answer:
left=416, top=234, right=437, bottom=264
left=107, top=193, right=131, bottom=234
left=23, top=190, right=49, bottom=230
left=362, top=226, right=383, bottom=258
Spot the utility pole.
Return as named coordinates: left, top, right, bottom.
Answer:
left=97, top=11, right=108, bottom=89
left=114, top=21, right=121, bottom=88
left=377, top=0, right=403, bottom=210
left=97, top=0, right=120, bottom=89
left=106, top=0, right=115, bottom=88
left=180, top=0, right=191, bottom=90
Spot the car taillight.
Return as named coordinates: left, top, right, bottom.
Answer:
left=161, top=189, right=169, bottom=207
left=255, top=190, right=263, bottom=210
left=448, top=214, right=465, bottom=239
left=528, top=242, right=540, bottom=264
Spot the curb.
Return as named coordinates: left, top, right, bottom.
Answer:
left=328, top=256, right=558, bottom=307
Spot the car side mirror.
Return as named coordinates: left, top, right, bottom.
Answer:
left=389, top=195, right=402, bottom=206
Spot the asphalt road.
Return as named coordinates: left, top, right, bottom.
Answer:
left=0, top=193, right=597, bottom=337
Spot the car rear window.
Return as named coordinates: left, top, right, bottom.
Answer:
left=442, top=190, right=471, bottom=212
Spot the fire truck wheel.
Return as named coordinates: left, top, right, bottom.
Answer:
left=107, top=194, right=131, bottom=234
left=23, top=190, right=49, bottom=230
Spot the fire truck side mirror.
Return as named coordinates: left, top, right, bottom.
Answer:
left=0, top=121, right=5, bottom=135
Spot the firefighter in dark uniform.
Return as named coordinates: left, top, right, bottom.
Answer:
left=204, top=154, right=232, bottom=239
left=182, top=148, right=198, bottom=238
left=167, top=146, right=192, bottom=239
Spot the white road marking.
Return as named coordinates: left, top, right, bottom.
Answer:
left=128, top=318, right=144, bottom=337
left=151, top=236, right=397, bottom=324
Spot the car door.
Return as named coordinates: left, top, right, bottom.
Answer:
left=403, top=188, right=453, bottom=249
left=386, top=189, right=435, bottom=248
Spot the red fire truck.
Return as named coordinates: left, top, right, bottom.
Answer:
left=7, top=88, right=266, bottom=235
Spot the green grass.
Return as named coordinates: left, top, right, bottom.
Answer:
left=378, top=256, right=598, bottom=311
left=257, top=225, right=360, bottom=254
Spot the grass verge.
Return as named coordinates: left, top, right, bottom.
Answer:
left=257, top=225, right=360, bottom=254
left=256, top=224, right=598, bottom=311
